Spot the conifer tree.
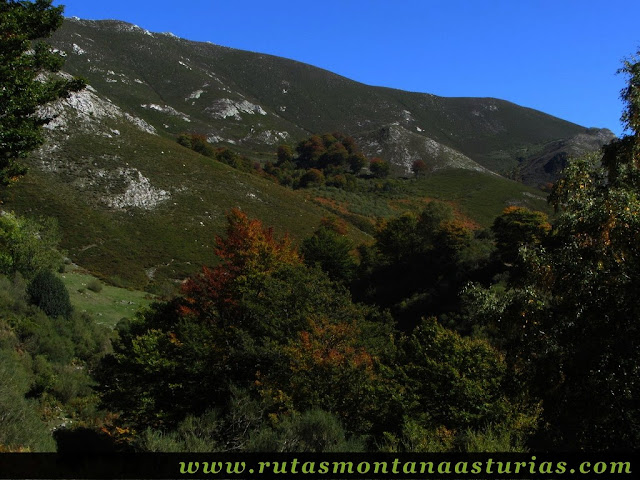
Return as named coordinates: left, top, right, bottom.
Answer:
left=1, top=0, right=84, bottom=188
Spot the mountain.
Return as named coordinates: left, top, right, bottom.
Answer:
left=517, top=128, right=616, bottom=187
left=0, top=18, right=614, bottom=289
left=50, top=18, right=613, bottom=177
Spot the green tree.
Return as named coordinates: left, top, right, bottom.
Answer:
left=369, top=157, right=390, bottom=178
left=301, top=226, right=356, bottom=285
left=276, top=144, right=293, bottom=165
left=348, top=152, right=367, bottom=174
left=0, top=348, right=56, bottom=451
left=491, top=206, right=550, bottom=278
left=0, top=212, right=62, bottom=279
left=354, top=201, right=483, bottom=330
left=388, top=317, right=538, bottom=451
left=299, top=168, right=324, bottom=188
left=399, top=317, right=530, bottom=432
left=247, top=409, right=364, bottom=452
left=466, top=53, right=640, bottom=450
left=27, top=269, right=72, bottom=319
left=0, top=0, right=85, bottom=188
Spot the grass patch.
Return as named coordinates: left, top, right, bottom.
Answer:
left=61, top=268, right=153, bottom=328
left=400, top=169, right=551, bottom=226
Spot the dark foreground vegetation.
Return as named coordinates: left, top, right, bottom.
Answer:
left=1, top=0, right=639, bottom=453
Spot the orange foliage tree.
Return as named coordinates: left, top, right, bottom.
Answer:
left=180, top=208, right=300, bottom=322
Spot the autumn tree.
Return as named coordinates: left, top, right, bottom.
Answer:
left=180, top=208, right=299, bottom=322
left=411, top=159, right=428, bottom=178
left=274, top=314, right=379, bottom=435
left=97, top=209, right=393, bottom=441
left=1, top=0, right=84, bottom=188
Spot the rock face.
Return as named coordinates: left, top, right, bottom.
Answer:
left=40, top=82, right=156, bottom=136
left=105, top=168, right=170, bottom=210
left=205, top=98, right=268, bottom=120
left=519, top=128, right=616, bottom=187
left=355, top=124, right=492, bottom=176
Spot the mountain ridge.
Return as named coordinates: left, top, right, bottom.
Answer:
left=51, top=18, right=614, bottom=181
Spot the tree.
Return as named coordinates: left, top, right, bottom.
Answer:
left=398, top=317, right=537, bottom=437
left=491, top=206, right=550, bottom=276
left=247, top=409, right=364, bottom=452
left=369, top=157, right=390, bottom=178
left=411, top=159, right=428, bottom=178
left=180, top=208, right=299, bottom=322
left=295, top=135, right=324, bottom=169
left=97, top=210, right=394, bottom=436
left=301, top=226, right=356, bottom=285
left=0, top=0, right=85, bottom=188
left=355, top=202, right=468, bottom=318
left=27, top=269, right=72, bottom=319
left=348, top=152, right=367, bottom=174
left=276, top=144, right=293, bottom=165
left=0, top=212, right=62, bottom=279
left=269, top=314, right=381, bottom=435
left=298, top=168, right=324, bottom=188
left=466, top=52, right=640, bottom=450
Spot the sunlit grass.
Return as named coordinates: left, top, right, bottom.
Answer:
left=61, top=267, right=154, bottom=328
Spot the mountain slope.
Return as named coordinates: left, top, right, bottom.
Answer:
left=0, top=18, right=609, bottom=289
left=50, top=19, right=612, bottom=177
left=7, top=90, right=352, bottom=289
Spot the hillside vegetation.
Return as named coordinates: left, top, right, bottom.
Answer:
left=2, top=2, right=638, bottom=457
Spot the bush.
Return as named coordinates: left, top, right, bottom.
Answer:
left=86, top=279, right=102, bottom=293
left=0, top=350, right=56, bottom=451
left=0, top=213, right=63, bottom=280
left=299, top=168, right=325, bottom=188
left=27, top=270, right=72, bottom=319
left=246, top=409, right=365, bottom=452
left=369, top=158, right=390, bottom=178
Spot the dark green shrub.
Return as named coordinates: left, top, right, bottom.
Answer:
left=86, top=279, right=102, bottom=293
left=27, top=270, right=72, bottom=319
left=17, top=313, right=74, bottom=364
left=301, top=227, right=356, bottom=285
left=369, top=158, right=390, bottom=178
left=299, top=168, right=325, bottom=188
left=247, top=409, right=365, bottom=452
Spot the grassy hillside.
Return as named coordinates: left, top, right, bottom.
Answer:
left=62, top=267, right=153, bottom=328
left=4, top=115, right=364, bottom=289
left=306, top=169, right=549, bottom=232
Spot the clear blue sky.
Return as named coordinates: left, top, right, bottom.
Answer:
left=53, top=0, right=640, bottom=137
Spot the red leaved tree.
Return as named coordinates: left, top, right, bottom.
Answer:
left=180, top=208, right=300, bottom=321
